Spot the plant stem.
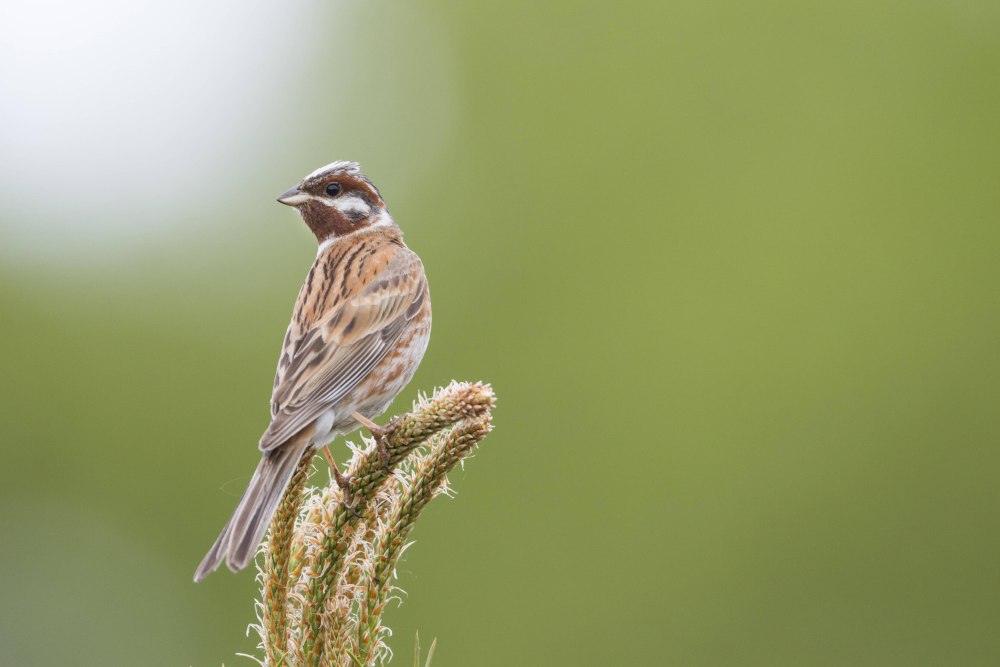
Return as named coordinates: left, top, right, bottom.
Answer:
left=300, top=382, right=495, bottom=665
left=263, top=448, right=314, bottom=664
left=356, top=416, right=492, bottom=664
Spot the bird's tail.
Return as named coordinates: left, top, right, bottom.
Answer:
left=194, top=436, right=311, bottom=582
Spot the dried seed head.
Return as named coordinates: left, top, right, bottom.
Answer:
left=251, top=382, right=496, bottom=666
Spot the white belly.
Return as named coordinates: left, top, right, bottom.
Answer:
left=309, top=408, right=338, bottom=447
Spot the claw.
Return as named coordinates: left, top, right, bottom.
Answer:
left=334, top=470, right=363, bottom=518
left=323, top=445, right=361, bottom=516
left=352, top=412, right=396, bottom=472
left=378, top=440, right=391, bottom=470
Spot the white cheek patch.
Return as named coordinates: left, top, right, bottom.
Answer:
left=332, top=195, right=372, bottom=218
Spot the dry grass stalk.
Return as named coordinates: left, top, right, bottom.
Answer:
left=249, top=381, right=496, bottom=667
left=356, top=417, right=492, bottom=664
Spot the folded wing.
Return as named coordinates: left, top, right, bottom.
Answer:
left=259, top=246, right=427, bottom=452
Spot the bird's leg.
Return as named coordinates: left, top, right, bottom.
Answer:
left=320, top=445, right=344, bottom=483
left=322, top=445, right=360, bottom=517
left=352, top=412, right=398, bottom=471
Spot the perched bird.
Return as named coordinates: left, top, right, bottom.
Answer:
left=194, top=162, right=431, bottom=581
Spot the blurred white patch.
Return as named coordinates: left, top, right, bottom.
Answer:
left=0, top=1, right=460, bottom=268
left=0, top=1, right=331, bottom=264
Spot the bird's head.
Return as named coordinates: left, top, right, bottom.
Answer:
left=277, top=161, right=394, bottom=242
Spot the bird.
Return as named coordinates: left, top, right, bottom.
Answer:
left=194, top=161, right=431, bottom=582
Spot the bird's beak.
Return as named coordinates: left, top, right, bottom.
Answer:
left=276, top=187, right=310, bottom=206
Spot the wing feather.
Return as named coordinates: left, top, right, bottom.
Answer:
left=258, top=247, right=426, bottom=452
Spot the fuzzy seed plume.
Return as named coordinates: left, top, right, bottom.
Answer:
left=245, top=381, right=496, bottom=666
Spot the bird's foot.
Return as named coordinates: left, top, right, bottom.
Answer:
left=352, top=412, right=400, bottom=472
left=322, top=446, right=361, bottom=518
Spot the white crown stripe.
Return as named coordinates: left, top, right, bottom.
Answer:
left=304, top=160, right=364, bottom=182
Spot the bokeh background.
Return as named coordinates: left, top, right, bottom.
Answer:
left=2, top=1, right=999, bottom=665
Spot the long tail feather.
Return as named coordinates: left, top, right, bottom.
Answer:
left=194, top=438, right=311, bottom=582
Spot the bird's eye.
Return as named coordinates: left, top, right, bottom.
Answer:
left=325, top=183, right=342, bottom=197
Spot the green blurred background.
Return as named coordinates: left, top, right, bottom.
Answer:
left=2, top=1, right=999, bottom=664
